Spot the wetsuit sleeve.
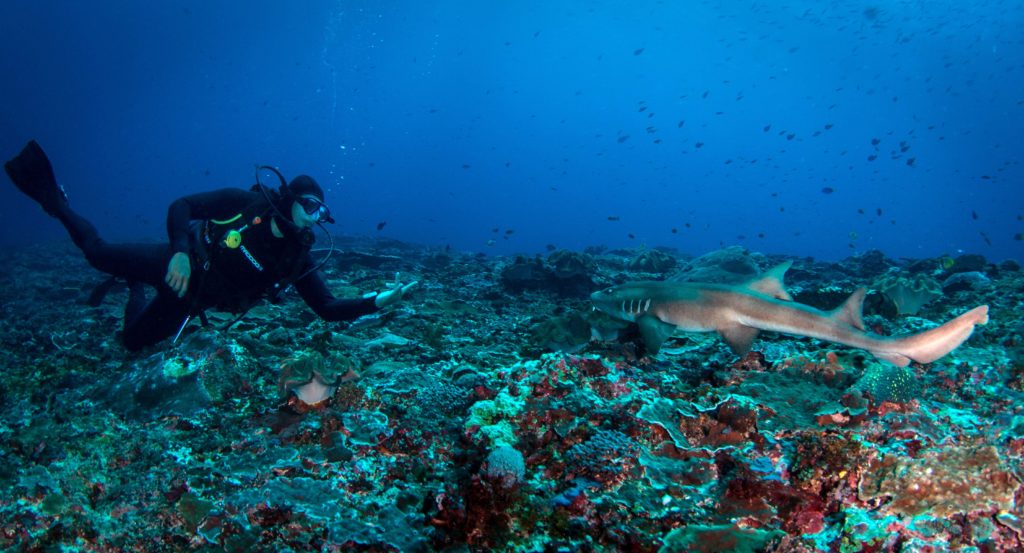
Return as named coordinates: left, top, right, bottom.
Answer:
left=167, top=188, right=256, bottom=254
left=293, top=260, right=380, bottom=321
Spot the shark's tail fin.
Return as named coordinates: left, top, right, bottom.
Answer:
left=870, top=306, right=989, bottom=367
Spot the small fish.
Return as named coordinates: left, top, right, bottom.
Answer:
left=824, top=123, right=833, bottom=130
left=763, top=124, right=771, bottom=132
left=376, top=221, right=387, bottom=231
left=981, top=231, right=992, bottom=246
left=633, top=48, right=645, bottom=55
left=702, top=90, right=709, bottom=99
left=1014, top=233, right=1023, bottom=241
left=871, top=138, right=881, bottom=146
left=617, top=134, right=630, bottom=144
left=678, top=120, right=685, bottom=128
left=608, top=216, right=620, bottom=221
left=628, top=233, right=636, bottom=239
left=505, top=229, right=515, bottom=235
left=867, top=154, right=878, bottom=161
left=971, top=211, right=979, bottom=220
left=695, top=142, right=704, bottom=148
left=671, top=227, right=678, bottom=234
left=822, top=187, right=835, bottom=194
left=906, top=158, right=916, bottom=167
left=876, top=208, right=883, bottom=216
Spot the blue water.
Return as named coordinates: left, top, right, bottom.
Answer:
left=1, top=0, right=1021, bottom=261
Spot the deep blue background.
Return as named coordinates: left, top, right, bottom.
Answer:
left=1, top=0, right=1021, bottom=261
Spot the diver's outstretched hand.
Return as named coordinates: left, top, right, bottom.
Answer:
left=165, top=252, right=191, bottom=298
left=374, top=280, right=418, bottom=309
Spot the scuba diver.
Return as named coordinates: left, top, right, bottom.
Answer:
left=4, top=139, right=417, bottom=351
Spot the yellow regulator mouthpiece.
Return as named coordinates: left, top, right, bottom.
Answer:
left=223, top=229, right=242, bottom=249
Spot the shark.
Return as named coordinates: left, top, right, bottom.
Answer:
left=590, top=261, right=989, bottom=366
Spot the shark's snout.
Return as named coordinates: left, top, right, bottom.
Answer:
left=590, top=285, right=654, bottom=322
left=590, top=288, right=618, bottom=318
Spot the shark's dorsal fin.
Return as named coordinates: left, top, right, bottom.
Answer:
left=637, top=314, right=677, bottom=354
left=743, top=261, right=793, bottom=301
left=719, top=324, right=760, bottom=355
left=831, top=287, right=867, bottom=331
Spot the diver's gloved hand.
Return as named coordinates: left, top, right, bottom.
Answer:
left=165, top=252, right=191, bottom=298
left=374, top=280, right=418, bottom=309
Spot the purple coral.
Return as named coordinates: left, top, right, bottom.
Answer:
left=482, top=445, right=526, bottom=489
left=565, top=430, right=641, bottom=486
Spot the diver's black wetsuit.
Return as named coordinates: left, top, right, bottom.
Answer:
left=57, top=187, right=378, bottom=350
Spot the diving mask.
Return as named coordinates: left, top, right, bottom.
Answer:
left=298, top=195, right=333, bottom=223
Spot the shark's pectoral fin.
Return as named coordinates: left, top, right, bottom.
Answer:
left=637, top=315, right=677, bottom=354
left=718, top=324, right=760, bottom=355
left=870, top=350, right=912, bottom=367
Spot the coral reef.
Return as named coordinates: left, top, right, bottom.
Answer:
left=627, top=249, right=678, bottom=273
left=0, top=239, right=1021, bottom=551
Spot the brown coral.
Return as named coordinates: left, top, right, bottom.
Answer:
left=858, top=445, right=1019, bottom=517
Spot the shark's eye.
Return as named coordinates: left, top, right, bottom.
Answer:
left=605, top=288, right=613, bottom=293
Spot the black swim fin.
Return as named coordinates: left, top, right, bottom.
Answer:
left=88, top=276, right=123, bottom=307
left=4, top=139, right=68, bottom=217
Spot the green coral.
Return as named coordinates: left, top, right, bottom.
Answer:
left=855, top=363, right=920, bottom=404
left=466, top=388, right=525, bottom=447
left=874, top=271, right=942, bottom=315
left=530, top=312, right=592, bottom=353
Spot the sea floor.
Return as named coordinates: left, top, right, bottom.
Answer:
left=0, top=238, right=1022, bottom=552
